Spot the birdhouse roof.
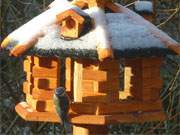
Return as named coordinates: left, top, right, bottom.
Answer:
left=1, top=1, right=179, bottom=59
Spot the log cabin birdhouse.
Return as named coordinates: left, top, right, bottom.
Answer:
left=1, top=0, right=180, bottom=134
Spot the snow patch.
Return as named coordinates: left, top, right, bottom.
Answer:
left=134, top=1, right=153, bottom=13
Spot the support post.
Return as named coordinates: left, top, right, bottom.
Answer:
left=73, top=125, right=108, bottom=135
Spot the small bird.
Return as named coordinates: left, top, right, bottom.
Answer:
left=53, top=87, right=71, bottom=134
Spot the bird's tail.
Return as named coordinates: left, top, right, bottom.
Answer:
left=61, top=121, right=72, bottom=135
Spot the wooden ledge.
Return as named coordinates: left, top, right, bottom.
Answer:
left=70, top=111, right=166, bottom=124
left=16, top=102, right=166, bottom=125
left=15, top=102, right=60, bottom=122
left=70, top=100, right=164, bottom=115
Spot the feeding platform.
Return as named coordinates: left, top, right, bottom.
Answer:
left=1, top=0, right=180, bottom=134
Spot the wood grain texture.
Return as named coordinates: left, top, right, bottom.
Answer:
left=34, top=56, right=59, bottom=68
left=32, top=66, right=59, bottom=78
left=15, top=102, right=60, bottom=122
left=65, top=58, right=74, bottom=96
left=74, top=60, right=83, bottom=102
left=70, top=100, right=163, bottom=115
left=26, top=94, right=56, bottom=112
left=124, top=57, right=163, bottom=101
left=73, top=124, right=108, bottom=135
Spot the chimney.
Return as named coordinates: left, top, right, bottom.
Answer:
left=56, top=8, right=92, bottom=39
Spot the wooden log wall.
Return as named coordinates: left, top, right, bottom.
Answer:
left=124, top=57, right=163, bottom=101
left=73, top=59, right=120, bottom=104
left=23, top=56, right=60, bottom=112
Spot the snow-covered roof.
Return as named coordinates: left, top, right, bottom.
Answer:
left=1, top=1, right=179, bottom=59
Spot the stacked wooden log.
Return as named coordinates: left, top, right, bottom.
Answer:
left=16, top=56, right=61, bottom=121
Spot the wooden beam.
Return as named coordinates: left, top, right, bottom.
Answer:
left=65, top=58, right=74, bottom=96
left=70, top=111, right=166, bottom=124
left=74, top=60, right=83, bottom=102
left=34, top=56, right=59, bottom=68
left=15, top=102, right=60, bottom=122
left=31, top=88, right=54, bottom=100
left=15, top=102, right=166, bottom=124
left=23, top=81, right=33, bottom=94
left=26, top=94, right=56, bottom=112
left=73, top=124, right=108, bottom=135
left=32, top=66, right=59, bottom=78
left=70, top=100, right=163, bottom=115
left=24, top=60, right=33, bottom=72
left=83, top=69, right=107, bottom=81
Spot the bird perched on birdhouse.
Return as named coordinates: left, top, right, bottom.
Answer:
left=53, top=87, right=71, bottom=134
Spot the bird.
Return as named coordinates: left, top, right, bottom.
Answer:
left=53, top=87, right=71, bottom=134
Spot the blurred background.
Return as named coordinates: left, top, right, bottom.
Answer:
left=0, top=0, right=179, bottom=134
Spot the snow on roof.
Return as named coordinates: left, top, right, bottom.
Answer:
left=33, top=11, right=177, bottom=54
left=4, top=3, right=179, bottom=58
left=134, top=1, right=153, bottom=13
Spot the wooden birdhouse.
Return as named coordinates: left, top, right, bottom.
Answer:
left=56, top=8, right=92, bottom=39
left=1, top=0, right=180, bottom=135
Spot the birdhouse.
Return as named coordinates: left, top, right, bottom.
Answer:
left=1, top=0, right=180, bottom=134
left=56, top=8, right=92, bottom=39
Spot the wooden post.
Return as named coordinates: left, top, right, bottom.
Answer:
left=65, top=58, right=74, bottom=98
left=74, top=59, right=83, bottom=102
left=73, top=125, right=108, bottom=135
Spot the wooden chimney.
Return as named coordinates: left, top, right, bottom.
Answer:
left=57, top=8, right=91, bottom=39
